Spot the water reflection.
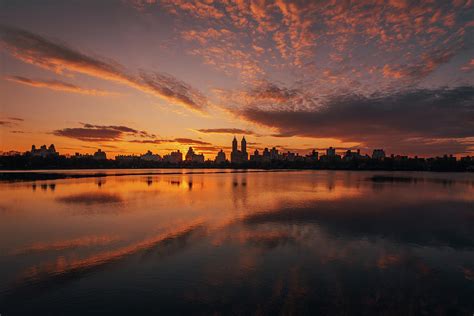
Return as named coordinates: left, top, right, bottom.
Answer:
left=95, top=178, right=106, bottom=188
left=0, top=170, right=473, bottom=315
left=243, top=198, right=474, bottom=249
left=11, top=235, right=121, bottom=255
left=57, top=192, right=123, bottom=205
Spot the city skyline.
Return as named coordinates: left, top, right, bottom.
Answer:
left=3, top=135, right=472, bottom=172
left=1, top=1, right=474, bottom=158
left=7, top=135, right=472, bottom=163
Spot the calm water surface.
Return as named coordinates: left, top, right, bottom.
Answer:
left=0, top=170, right=473, bottom=315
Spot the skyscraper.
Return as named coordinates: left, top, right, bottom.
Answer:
left=326, top=147, right=336, bottom=157
left=232, top=136, right=238, bottom=152
left=231, top=136, right=248, bottom=163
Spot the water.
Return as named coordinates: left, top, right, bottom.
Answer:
left=0, top=170, right=473, bottom=315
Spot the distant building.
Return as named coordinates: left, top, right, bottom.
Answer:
left=326, top=147, right=336, bottom=158
left=282, top=151, right=296, bottom=161
left=249, top=146, right=284, bottom=162
left=372, top=149, right=386, bottom=160
left=29, top=144, right=58, bottom=158
left=193, top=154, right=205, bottom=163
left=185, top=147, right=205, bottom=163
left=170, top=150, right=183, bottom=163
left=163, top=150, right=183, bottom=164
left=115, top=154, right=138, bottom=162
left=250, top=149, right=261, bottom=162
left=344, top=149, right=362, bottom=160
left=93, top=149, right=107, bottom=160
left=231, top=136, right=248, bottom=163
left=262, top=148, right=270, bottom=161
left=306, top=150, right=319, bottom=162
left=270, top=147, right=279, bottom=160
left=140, top=150, right=161, bottom=162
left=215, top=149, right=226, bottom=163
left=394, top=155, right=408, bottom=161
left=185, top=147, right=195, bottom=161
left=320, top=147, right=342, bottom=161
left=283, top=153, right=303, bottom=162
left=0, top=150, right=21, bottom=156
left=71, top=152, right=93, bottom=159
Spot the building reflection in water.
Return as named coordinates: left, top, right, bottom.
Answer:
left=95, top=178, right=106, bottom=188
left=0, top=170, right=473, bottom=315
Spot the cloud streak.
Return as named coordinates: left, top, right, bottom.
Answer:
left=53, top=123, right=215, bottom=148
left=5, top=75, right=116, bottom=96
left=196, top=128, right=256, bottom=135
left=0, top=117, right=24, bottom=127
left=173, top=138, right=211, bottom=145
left=129, top=138, right=212, bottom=145
left=53, top=123, right=156, bottom=142
left=0, top=24, right=207, bottom=112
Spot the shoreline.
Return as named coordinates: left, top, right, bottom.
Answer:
left=0, top=169, right=291, bottom=182
left=1, top=168, right=472, bottom=182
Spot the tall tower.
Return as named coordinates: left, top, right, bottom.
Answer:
left=241, top=136, right=247, bottom=153
left=232, top=136, right=238, bottom=152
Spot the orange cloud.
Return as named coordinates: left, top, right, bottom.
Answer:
left=53, top=123, right=156, bottom=142
left=388, top=0, right=408, bottom=9
left=162, top=0, right=225, bottom=19
left=382, top=64, right=404, bottom=79
left=0, top=25, right=207, bottom=112
left=196, top=128, right=256, bottom=135
left=461, top=58, right=474, bottom=71
left=5, top=75, right=117, bottom=96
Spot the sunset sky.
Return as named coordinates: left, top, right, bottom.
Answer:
left=0, top=0, right=473, bottom=158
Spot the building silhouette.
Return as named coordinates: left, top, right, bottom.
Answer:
left=250, top=149, right=261, bottom=162
left=270, top=147, right=279, bottom=160
left=215, top=149, right=226, bottom=163
left=231, top=136, right=248, bottom=163
left=344, top=149, right=363, bottom=161
left=141, top=150, right=162, bottom=161
left=3, top=141, right=474, bottom=171
left=93, top=149, right=107, bottom=160
left=372, top=149, right=386, bottom=160
left=163, top=150, right=183, bottom=163
left=29, top=144, right=58, bottom=158
left=326, top=147, right=336, bottom=157
left=115, top=154, right=137, bottom=162
left=185, top=147, right=204, bottom=163
left=306, top=150, right=319, bottom=161
left=262, top=148, right=270, bottom=161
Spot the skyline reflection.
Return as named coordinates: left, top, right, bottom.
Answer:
left=0, top=170, right=473, bottom=315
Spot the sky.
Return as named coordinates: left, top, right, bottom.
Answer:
left=0, top=0, right=473, bottom=158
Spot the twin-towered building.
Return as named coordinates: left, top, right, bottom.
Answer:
left=25, top=140, right=388, bottom=164
left=231, top=136, right=248, bottom=163
left=15, top=141, right=473, bottom=171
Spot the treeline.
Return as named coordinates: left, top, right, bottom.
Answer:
left=1, top=154, right=473, bottom=172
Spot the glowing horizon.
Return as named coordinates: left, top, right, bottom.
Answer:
left=1, top=1, right=473, bottom=159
